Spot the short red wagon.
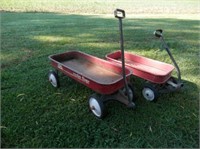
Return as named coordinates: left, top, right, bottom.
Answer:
left=106, top=11, right=183, bottom=102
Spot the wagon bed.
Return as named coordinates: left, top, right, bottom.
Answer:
left=106, top=50, right=175, bottom=84
left=61, top=58, right=122, bottom=84
left=49, top=51, right=131, bottom=94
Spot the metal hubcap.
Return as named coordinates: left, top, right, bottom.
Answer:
left=49, top=74, right=57, bottom=87
left=89, top=97, right=102, bottom=117
left=142, top=88, right=155, bottom=101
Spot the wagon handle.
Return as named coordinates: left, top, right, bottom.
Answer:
left=154, top=29, right=182, bottom=82
left=154, top=29, right=163, bottom=38
left=114, top=9, right=136, bottom=109
left=114, top=9, right=125, bottom=19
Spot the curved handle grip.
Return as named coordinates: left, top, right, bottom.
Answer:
left=114, top=9, right=125, bottom=19
left=154, top=29, right=163, bottom=38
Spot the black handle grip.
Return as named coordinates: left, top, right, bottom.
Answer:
left=114, top=9, right=125, bottom=19
left=154, top=29, right=163, bottom=38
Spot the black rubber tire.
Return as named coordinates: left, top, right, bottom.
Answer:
left=88, top=94, right=107, bottom=119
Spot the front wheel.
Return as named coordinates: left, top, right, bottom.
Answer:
left=48, top=70, right=60, bottom=88
left=142, top=83, right=158, bottom=102
left=88, top=94, right=107, bottom=119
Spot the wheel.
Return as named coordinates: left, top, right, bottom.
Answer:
left=88, top=94, right=106, bottom=119
left=121, top=84, right=136, bottom=102
left=142, top=83, right=158, bottom=102
left=48, top=70, right=60, bottom=88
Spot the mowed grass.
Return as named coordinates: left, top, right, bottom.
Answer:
left=0, top=0, right=199, bottom=15
left=1, top=0, right=199, bottom=148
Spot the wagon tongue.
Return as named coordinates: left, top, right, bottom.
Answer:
left=114, top=9, right=136, bottom=109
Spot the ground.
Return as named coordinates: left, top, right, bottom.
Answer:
left=1, top=0, right=199, bottom=148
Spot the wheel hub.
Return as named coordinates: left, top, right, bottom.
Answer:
left=89, top=98, right=102, bottom=117
left=142, top=88, right=155, bottom=101
left=49, top=74, right=57, bottom=87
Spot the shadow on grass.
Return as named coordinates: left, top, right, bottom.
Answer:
left=1, top=12, right=199, bottom=61
left=1, top=12, right=199, bottom=148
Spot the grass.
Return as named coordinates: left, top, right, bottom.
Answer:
left=1, top=0, right=199, bottom=148
left=0, top=0, right=199, bottom=15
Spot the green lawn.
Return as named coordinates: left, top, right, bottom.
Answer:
left=1, top=0, right=199, bottom=148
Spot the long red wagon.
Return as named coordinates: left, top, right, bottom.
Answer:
left=48, top=50, right=136, bottom=118
left=48, top=9, right=137, bottom=119
left=49, top=51, right=132, bottom=95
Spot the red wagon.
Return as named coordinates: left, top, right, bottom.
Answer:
left=106, top=10, right=183, bottom=102
left=48, top=50, right=135, bottom=118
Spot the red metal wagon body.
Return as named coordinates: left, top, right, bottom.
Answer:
left=106, top=50, right=175, bottom=84
left=48, top=9, right=136, bottom=118
left=49, top=51, right=131, bottom=95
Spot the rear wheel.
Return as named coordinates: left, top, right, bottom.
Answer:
left=121, top=84, right=136, bottom=102
left=88, top=94, right=107, bottom=119
left=48, top=70, right=60, bottom=88
left=142, top=83, right=158, bottom=102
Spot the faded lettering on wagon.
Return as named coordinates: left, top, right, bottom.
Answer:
left=72, top=72, right=90, bottom=84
